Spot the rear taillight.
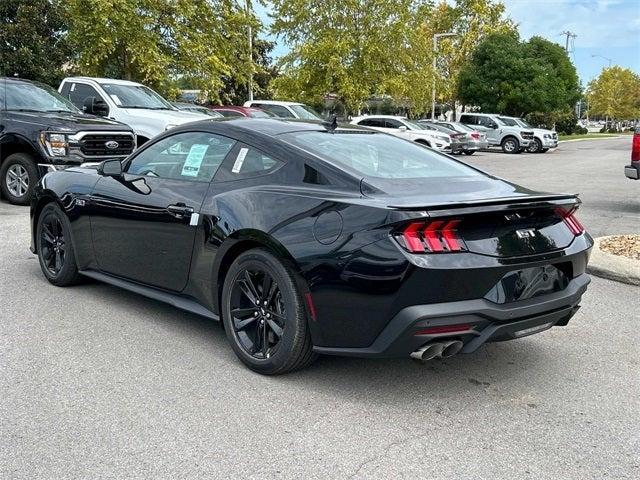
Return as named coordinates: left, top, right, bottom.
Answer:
left=632, top=133, right=640, bottom=162
left=556, top=208, right=585, bottom=236
left=397, top=220, right=465, bottom=253
left=470, top=132, right=480, bottom=140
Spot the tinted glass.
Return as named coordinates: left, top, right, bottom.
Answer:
left=248, top=109, right=273, bottom=118
left=1, top=81, right=78, bottom=112
left=289, top=104, right=323, bottom=120
left=68, top=83, right=102, bottom=108
left=216, top=109, right=244, bottom=117
left=497, top=116, right=518, bottom=126
left=228, top=147, right=280, bottom=175
left=358, top=118, right=385, bottom=127
left=459, top=115, right=476, bottom=125
left=260, top=104, right=295, bottom=118
left=101, top=83, right=173, bottom=109
left=283, top=131, right=481, bottom=179
left=384, top=119, right=404, bottom=128
left=126, top=132, right=235, bottom=182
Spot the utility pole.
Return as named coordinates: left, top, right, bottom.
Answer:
left=560, top=31, right=577, bottom=52
left=431, top=32, right=457, bottom=121
left=246, top=0, right=253, bottom=101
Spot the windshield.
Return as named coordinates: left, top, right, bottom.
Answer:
left=514, top=118, right=532, bottom=128
left=1, top=81, right=78, bottom=113
left=497, top=116, right=518, bottom=126
left=447, top=123, right=474, bottom=133
left=283, top=131, right=481, bottom=179
left=289, top=104, right=323, bottom=120
left=101, top=83, right=174, bottom=109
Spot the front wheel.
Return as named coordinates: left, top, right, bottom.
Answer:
left=222, top=248, right=316, bottom=375
left=0, top=153, right=39, bottom=205
left=36, top=203, right=82, bottom=286
left=463, top=150, right=475, bottom=155
left=527, top=138, right=542, bottom=153
left=501, top=137, right=520, bottom=154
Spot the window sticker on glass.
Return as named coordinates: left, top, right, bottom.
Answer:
left=70, top=83, right=76, bottom=92
left=181, top=144, right=209, bottom=177
left=110, top=94, right=122, bottom=106
left=232, top=148, right=249, bottom=173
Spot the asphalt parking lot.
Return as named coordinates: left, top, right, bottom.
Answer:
left=1, top=137, right=639, bottom=479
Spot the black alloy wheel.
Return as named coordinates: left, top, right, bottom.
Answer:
left=229, top=268, right=286, bottom=360
left=222, top=248, right=316, bottom=374
left=36, top=203, right=81, bottom=286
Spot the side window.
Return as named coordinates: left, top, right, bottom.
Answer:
left=358, top=118, right=383, bottom=127
left=59, top=83, right=72, bottom=99
left=68, top=83, right=102, bottom=109
left=217, top=145, right=283, bottom=181
left=384, top=119, right=404, bottom=128
left=217, top=110, right=243, bottom=117
left=126, top=131, right=236, bottom=182
left=479, top=116, right=497, bottom=128
left=260, top=104, right=295, bottom=118
left=460, top=115, right=475, bottom=125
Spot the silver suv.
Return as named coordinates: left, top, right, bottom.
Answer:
left=459, top=113, right=534, bottom=154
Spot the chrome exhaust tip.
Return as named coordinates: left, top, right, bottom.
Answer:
left=440, top=340, right=464, bottom=358
left=410, top=343, right=444, bottom=362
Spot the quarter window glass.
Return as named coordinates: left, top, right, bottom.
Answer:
left=126, top=132, right=235, bottom=182
left=229, top=147, right=280, bottom=175
left=384, top=119, right=404, bottom=128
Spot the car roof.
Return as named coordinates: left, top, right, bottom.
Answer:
left=247, top=100, right=305, bottom=106
left=352, top=115, right=408, bottom=121
left=62, top=77, right=143, bottom=86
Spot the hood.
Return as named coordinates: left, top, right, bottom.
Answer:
left=7, top=110, right=131, bottom=132
left=120, top=108, right=211, bottom=124
left=531, top=127, right=555, bottom=135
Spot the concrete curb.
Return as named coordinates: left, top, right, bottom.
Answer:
left=587, top=236, right=640, bottom=286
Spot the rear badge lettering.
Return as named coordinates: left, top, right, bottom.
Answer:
left=516, top=228, right=536, bottom=239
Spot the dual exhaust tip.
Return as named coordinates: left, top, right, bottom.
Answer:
left=410, top=340, right=464, bottom=362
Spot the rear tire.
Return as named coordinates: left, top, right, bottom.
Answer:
left=501, top=136, right=520, bottom=154
left=221, top=248, right=316, bottom=375
left=463, top=150, right=475, bottom=155
left=0, top=153, right=38, bottom=205
left=36, top=203, right=82, bottom=286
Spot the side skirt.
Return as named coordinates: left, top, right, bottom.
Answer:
left=79, top=270, right=219, bottom=321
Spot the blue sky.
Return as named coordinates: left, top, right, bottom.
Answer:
left=255, top=0, right=640, bottom=85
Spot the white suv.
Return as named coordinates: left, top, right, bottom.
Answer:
left=243, top=100, right=323, bottom=120
left=509, top=117, right=558, bottom=153
left=59, top=77, right=211, bottom=145
left=350, top=115, right=452, bottom=152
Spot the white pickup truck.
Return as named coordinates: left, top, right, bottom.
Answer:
left=58, top=77, right=211, bottom=145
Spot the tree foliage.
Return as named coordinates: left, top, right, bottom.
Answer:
left=0, top=0, right=70, bottom=85
left=586, top=66, right=640, bottom=120
left=64, top=0, right=258, bottom=100
left=457, top=33, right=581, bottom=115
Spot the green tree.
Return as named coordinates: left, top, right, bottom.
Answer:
left=65, top=0, right=258, bottom=100
left=269, top=0, right=428, bottom=113
left=0, top=0, right=70, bottom=85
left=419, top=0, right=516, bottom=112
left=457, top=33, right=581, bottom=115
left=587, top=66, right=640, bottom=121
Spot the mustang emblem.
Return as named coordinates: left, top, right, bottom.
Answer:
left=105, top=140, right=119, bottom=149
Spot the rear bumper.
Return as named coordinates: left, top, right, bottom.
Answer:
left=625, top=164, right=639, bottom=180
left=313, top=274, right=590, bottom=358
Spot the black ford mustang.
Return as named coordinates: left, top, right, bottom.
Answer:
left=30, top=118, right=592, bottom=374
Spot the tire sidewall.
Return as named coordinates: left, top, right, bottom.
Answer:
left=36, top=203, right=78, bottom=285
left=0, top=153, right=38, bottom=205
left=501, top=137, right=519, bottom=154
left=527, top=138, right=542, bottom=153
left=222, top=249, right=307, bottom=374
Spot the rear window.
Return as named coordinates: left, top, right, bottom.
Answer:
left=282, top=131, right=481, bottom=179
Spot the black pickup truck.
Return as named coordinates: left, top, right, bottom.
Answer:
left=0, top=77, right=135, bottom=204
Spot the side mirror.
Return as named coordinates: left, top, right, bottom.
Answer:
left=399, top=126, right=408, bottom=132
left=83, top=96, right=109, bottom=116
left=97, top=159, right=122, bottom=177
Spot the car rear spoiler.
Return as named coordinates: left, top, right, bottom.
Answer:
left=387, top=194, right=581, bottom=217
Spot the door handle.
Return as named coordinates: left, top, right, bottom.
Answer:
left=167, top=203, right=194, bottom=217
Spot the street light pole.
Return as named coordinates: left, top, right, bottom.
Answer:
left=246, top=0, right=253, bottom=101
left=431, top=32, right=457, bottom=121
